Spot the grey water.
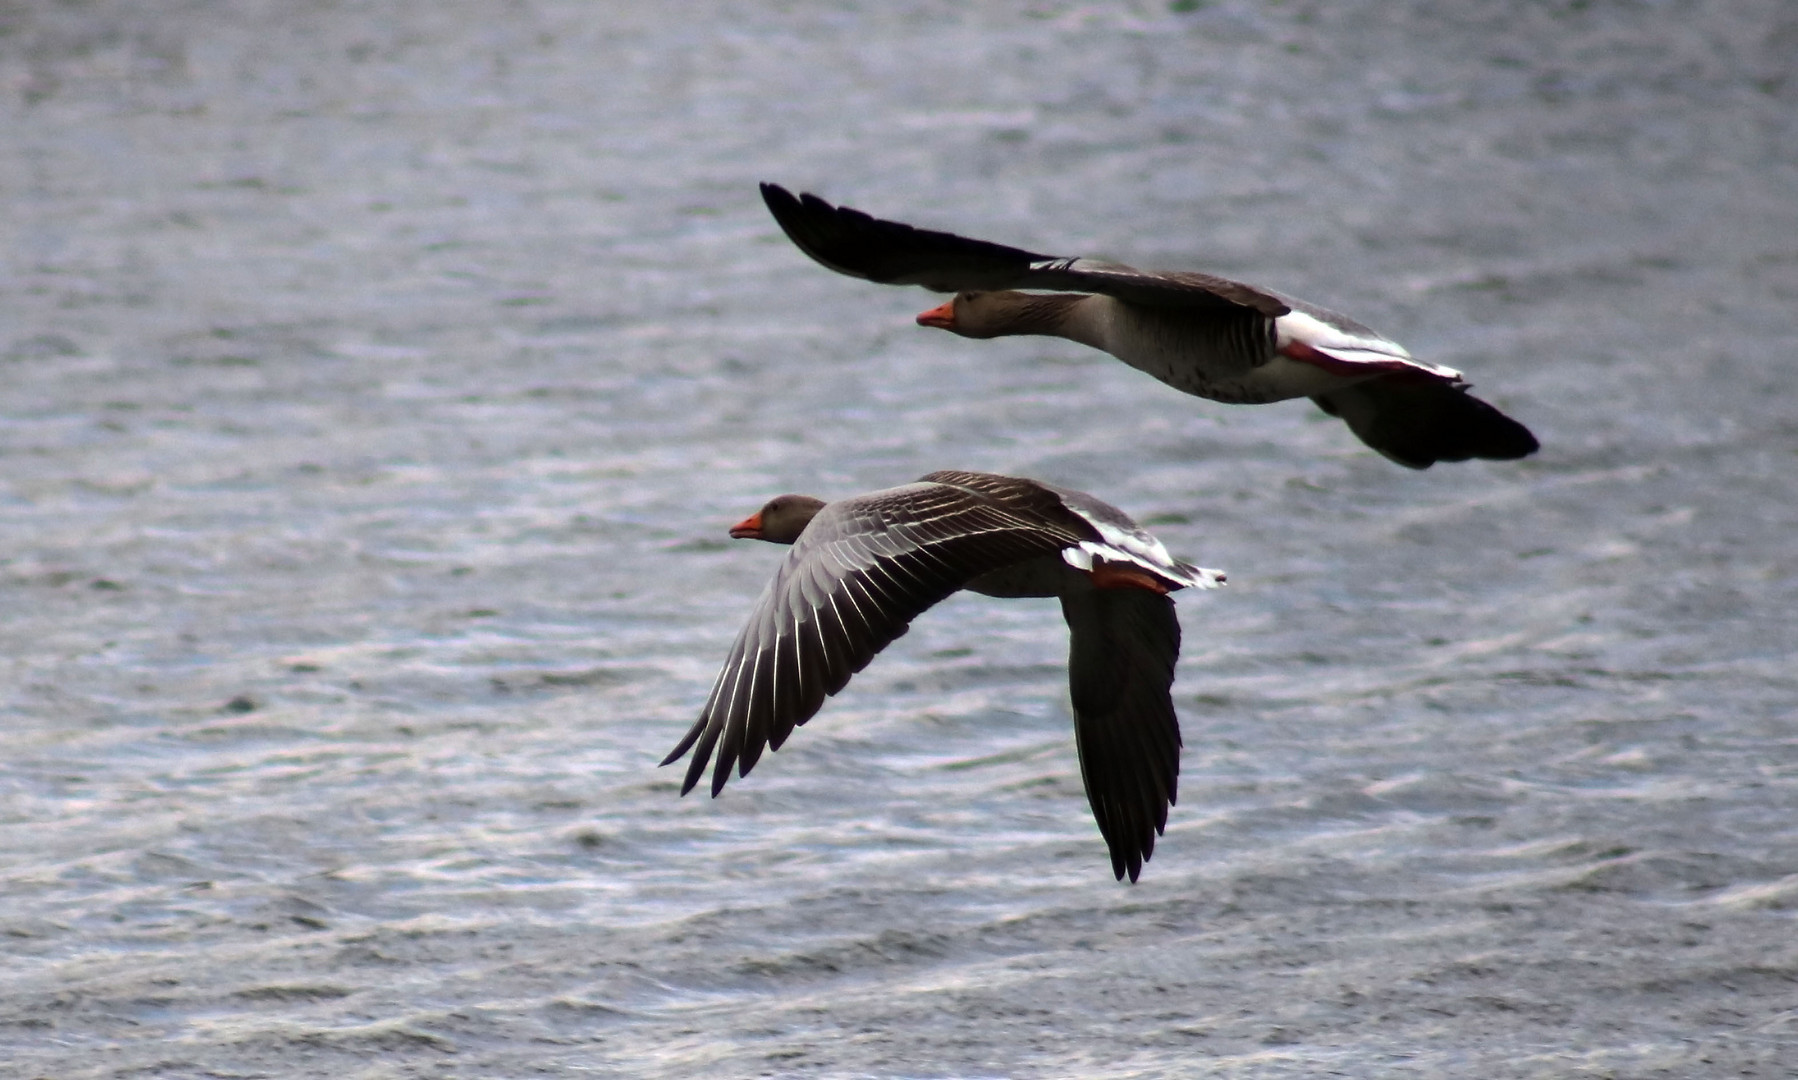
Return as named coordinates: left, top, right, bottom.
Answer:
left=3, top=2, right=1796, bottom=1076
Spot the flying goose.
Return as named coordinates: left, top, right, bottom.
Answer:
left=662, top=470, right=1223, bottom=882
left=761, top=183, right=1538, bottom=470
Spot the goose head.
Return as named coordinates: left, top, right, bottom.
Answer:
left=729, top=494, right=828, bottom=544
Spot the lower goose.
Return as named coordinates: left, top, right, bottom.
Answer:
left=761, top=183, right=1539, bottom=470
left=662, top=470, right=1224, bottom=882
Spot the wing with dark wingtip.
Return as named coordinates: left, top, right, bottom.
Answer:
left=663, top=480, right=1091, bottom=799
left=761, top=182, right=1048, bottom=292
left=1311, top=378, right=1541, bottom=470
left=760, top=183, right=1289, bottom=317
left=1060, top=587, right=1184, bottom=883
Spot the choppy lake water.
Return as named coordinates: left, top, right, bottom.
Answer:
left=3, top=2, right=1797, bottom=1076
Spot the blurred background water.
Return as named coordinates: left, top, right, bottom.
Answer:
left=2, top=1, right=1796, bottom=1076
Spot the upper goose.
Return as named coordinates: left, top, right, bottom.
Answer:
left=761, top=183, right=1539, bottom=470
left=662, top=470, right=1224, bottom=882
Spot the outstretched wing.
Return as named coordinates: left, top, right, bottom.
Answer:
left=1060, top=587, right=1184, bottom=883
left=663, top=482, right=1089, bottom=798
left=1311, top=378, right=1541, bottom=469
left=761, top=183, right=1289, bottom=317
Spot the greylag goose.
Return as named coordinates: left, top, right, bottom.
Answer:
left=662, top=470, right=1223, bottom=882
left=761, top=183, right=1538, bottom=470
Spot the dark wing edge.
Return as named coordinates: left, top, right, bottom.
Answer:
left=759, top=183, right=1289, bottom=317
left=1060, top=588, right=1184, bottom=883
left=1311, top=378, right=1540, bottom=469
left=761, top=182, right=1052, bottom=292
left=664, top=493, right=1082, bottom=799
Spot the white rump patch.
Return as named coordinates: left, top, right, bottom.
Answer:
left=1058, top=514, right=1223, bottom=591
left=1275, top=310, right=1463, bottom=381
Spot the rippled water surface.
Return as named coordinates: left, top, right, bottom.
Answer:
left=4, top=2, right=1797, bottom=1076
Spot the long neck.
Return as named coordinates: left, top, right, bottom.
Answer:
left=982, top=292, right=1107, bottom=349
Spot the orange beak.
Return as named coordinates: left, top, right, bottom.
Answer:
left=728, top=512, right=763, bottom=540
left=915, top=300, right=956, bottom=330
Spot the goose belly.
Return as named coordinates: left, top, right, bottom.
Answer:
left=1108, top=334, right=1361, bottom=404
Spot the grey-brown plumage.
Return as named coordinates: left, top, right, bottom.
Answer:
left=1061, top=587, right=1183, bottom=881
left=662, top=470, right=1223, bottom=882
left=761, top=182, right=1287, bottom=315
left=760, top=183, right=1538, bottom=469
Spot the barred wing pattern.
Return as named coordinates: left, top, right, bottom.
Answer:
left=915, top=469, right=1100, bottom=534
left=662, top=482, right=1091, bottom=798
left=761, top=183, right=1289, bottom=317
